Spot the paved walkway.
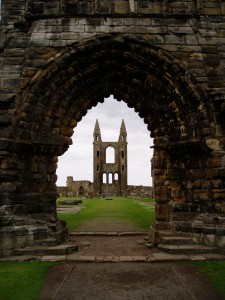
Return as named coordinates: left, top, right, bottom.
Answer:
left=3, top=205, right=223, bottom=299
left=39, top=210, right=225, bottom=300
left=40, top=262, right=223, bottom=300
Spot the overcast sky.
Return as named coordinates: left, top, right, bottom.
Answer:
left=56, top=95, right=154, bottom=187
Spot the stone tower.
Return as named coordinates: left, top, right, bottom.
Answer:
left=93, top=119, right=127, bottom=196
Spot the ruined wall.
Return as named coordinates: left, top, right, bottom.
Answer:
left=93, top=120, right=127, bottom=196
left=0, top=0, right=225, bottom=254
left=57, top=179, right=152, bottom=197
left=67, top=177, right=93, bottom=196
left=127, top=185, right=153, bottom=197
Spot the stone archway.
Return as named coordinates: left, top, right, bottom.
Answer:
left=1, top=34, right=224, bottom=255
left=79, top=186, right=85, bottom=196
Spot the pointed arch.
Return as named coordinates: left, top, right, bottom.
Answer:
left=14, top=34, right=210, bottom=156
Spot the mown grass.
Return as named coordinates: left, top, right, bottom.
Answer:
left=0, top=261, right=55, bottom=300
left=193, top=261, right=225, bottom=299
left=57, top=197, right=155, bottom=232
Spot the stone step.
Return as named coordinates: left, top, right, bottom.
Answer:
left=34, top=238, right=58, bottom=247
left=158, top=244, right=217, bottom=254
left=161, top=236, right=195, bottom=245
left=70, top=231, right=147, bottom=236
left=46, top=244, right=79, bottom=255
left=13, top=243, right=79, bottom=256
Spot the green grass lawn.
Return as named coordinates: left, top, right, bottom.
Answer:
left=0, top=262, right=55, bottom=300
left=57, top=197, right=155, bottom=232
left=193, top=261, right=225, bottom=299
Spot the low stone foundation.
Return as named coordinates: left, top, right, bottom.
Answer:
left=0, top=218, right=68, bottom=257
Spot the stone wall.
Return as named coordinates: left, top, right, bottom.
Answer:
left=0, top=0, right=225, bottom=255
left=57, top=177, right=152, bottom=197
left=127, top=185, right=153, bottom=197
left=2, top=1, right=225, bottom=20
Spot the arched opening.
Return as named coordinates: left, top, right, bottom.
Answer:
left=10, top=34, right=212, bottom=251
left=106, top=147, right=115, bottom=163
left=108, top=173, right=113, bottom=184
left=114, top=173, right=119, bottom=181
left=79, top=186, right=85, bottom=196
left=103, top=173, right=107, bottom=184
left=57, top=97, right=152, bottom=188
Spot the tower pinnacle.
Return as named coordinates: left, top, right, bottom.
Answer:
left=119, top=119, right=127, bottom=142
left=94, top=119, right=100, bottom=131
left=93, top=119, right=101, bottom=142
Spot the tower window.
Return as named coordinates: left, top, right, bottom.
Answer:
left=108, top=173, right=113, bottom=184
left=106, top=146, right=115, bottom=163
left=97, top=165, right=99, bottom=171
left=114, top=173, right=118, bottom=181
left=122, top=135, right=124, bottom=141
left=121, top=151, right=124, bottom=158
left=97, top=151, right=100, bottom=157
left=103, top=173, right=107, bottom=184
left=122, top=165, right=124, bottom=172
left=96, top=135, right=99, bottom=142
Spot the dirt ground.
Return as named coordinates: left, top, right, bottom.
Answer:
left=69, top=234, right=158, bottom=256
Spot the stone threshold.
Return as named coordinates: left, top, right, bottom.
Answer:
left=1, top=253, right=225, bottom=263
left=70, top=231, right=147, bottom=236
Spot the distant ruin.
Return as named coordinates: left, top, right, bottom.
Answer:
left=57, top=120, right=153, bottom=197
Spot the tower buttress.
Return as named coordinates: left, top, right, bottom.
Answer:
left=118, top=119, right=128, bottom=193
left=93, top=119, right=102, bottom=195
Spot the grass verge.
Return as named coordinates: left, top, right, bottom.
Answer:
left=0, top=262, right=55, bottom=300
left=194, top=261, right=225, bottom=299
left=58, top=197, right=155, bottom=232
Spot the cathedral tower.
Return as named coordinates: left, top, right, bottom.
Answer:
left=93, top=119, right=128, bottom=196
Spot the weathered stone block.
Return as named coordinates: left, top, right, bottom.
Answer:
left=155, top=186, right=167, bottom=195
left=137, top=2, right=162, bottom=14
left=213, top=190, right=225, bottom=201
left=113, top=1, right=130, bottom=14
left=204, top=54, right=220, bottom=66
left=211, top=180, right=223, bottom=189
left=216, top=236, right=225, bottom=248
left=32, top=174, right=49, bottom=183
left=0, top=236, right=14, bottom=250
left=202, top=226, right=217, bottom=234
left=153, top=168, right=165, bottom=175
left=155, top=195, right=168, bottom=204
left=202, top=233, right=216, bottom=246
left=155, top=204, right=170, bottom=221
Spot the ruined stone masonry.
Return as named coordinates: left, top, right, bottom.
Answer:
left=57, top=120, right=152, bottom=197
left=1, top=1, right=225, bottom=256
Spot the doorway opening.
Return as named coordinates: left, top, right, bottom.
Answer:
left=56, top=96, right=154, bottom=235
